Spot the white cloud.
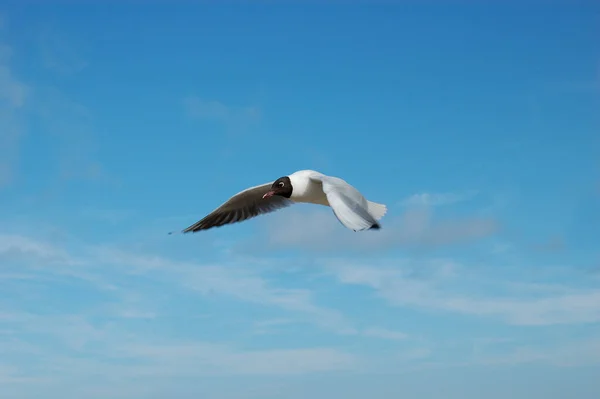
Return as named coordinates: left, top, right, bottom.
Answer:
left=531, top=235, right=565, bottom=252
left=183, top=95, right=261, bottom=133
left=95, top=247, right=357, bottom=334
left=475, top=337, right=600, bottom=367
left=252, top=318, right=299, bottom=335
left=241, top=206, right=498, bottom=253
left=362, top=327, right=408, bottom=341
left=1, top=226, right=599, bottom=398
left=400, top=190, right=479, bottom=207
left=252, top=318, right=409, bottom=341
left=0, top=64, right=27, bottom=108
left=0, top=233, right=357, bottom=335
left=324, top=260, right=600, bottom=326
left=32, top=86, right=105, bottom=184
left=38, top=29, right=88, bottom=74
left=0, top=37, right=28, bottom=187
left=120, top=343, right=357, bottom=375
left=2, top=311, right=357, bottom=376
left=544, top=62, right=600, bottom=94
left=76, top=207, right=135, bottom=224
left=0, top=234, right=75, bottom=264
left=0, top=23, right=103, bottom=191
left=0, top=234, right=361, bottom=389
left=0, top=311, right=358, bottom=399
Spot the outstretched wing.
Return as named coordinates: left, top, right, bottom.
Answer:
left=180, top=182, right=294, bottom=233
left=309, top=175, right=380, bottom=232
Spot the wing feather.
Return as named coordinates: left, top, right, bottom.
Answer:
left=309, top=175, right=380, bottom=232
left=181, top=182, right=294, bottom=233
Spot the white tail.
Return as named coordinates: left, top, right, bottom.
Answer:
left=367, top=201, right=387, bottom=221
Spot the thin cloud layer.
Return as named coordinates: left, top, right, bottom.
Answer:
left=0, top=233, right=362, bottom=392
left=0, top=234, right=73, bottom=263
left=1, top=225, right=599, bottom=398
left=38, top=29, right=88, bottom=74
left=0, top=38, right=28, bottom=187
left=323, top=259, right=600, bottom=326
left=241, top=205, right=498, bottom=254
left=183, top=95, right=261, bottom=134
left=0, top=23, right=104, bottom=193
left=399, top=190, right=479, bottom=207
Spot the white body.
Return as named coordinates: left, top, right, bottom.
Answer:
left=287, top=169, right=387, bottom=231
left=288, top=170, right=331, bottom=206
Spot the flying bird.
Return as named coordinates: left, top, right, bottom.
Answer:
left=175, top=170, right=387, bottom=233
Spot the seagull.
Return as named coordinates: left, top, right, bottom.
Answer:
left=174, top=169, right=387, bottom=234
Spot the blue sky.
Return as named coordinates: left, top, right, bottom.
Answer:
left=1, top=2, right=599, bottom=398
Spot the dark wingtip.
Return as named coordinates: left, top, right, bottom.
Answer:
left=369, top=222, right=381, bottom=230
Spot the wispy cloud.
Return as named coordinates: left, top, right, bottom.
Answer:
left=94, top=247, right=351, bottom=328
left=183, top=95, right=261, bottom=133
left=0, top=35, right=28, bottom=187
left=120, top=343, right=358, bottom=376
left=0, top=231, right=369, bottom=395
left=38, top=29, right=88, bottom=74
left=1, top=309, right=357, bottom=375
left=475, top=336, right=600, bottom=367
left=0, top=310, right=357, bottom=399
left=76, top=207, right=135, bottom=225
left=362, top=327, right=408, bottom=341
left=399, top=190, right=479, bottom=207
left=252, top=318, right=299, bottom=335
left=0, top=58, right=27, bottom=108
left=530, top=235, right=565, bottom=252
left=0, top=232, right=357, bottom=335
left=251, top=318, right=408, bottom=341
left=241, top=205, right=498, bottom=254
left=544, top=61, right=600, bottom=94
left=1, top=222, right=599, bottom=397
left=0, top=23, right=104, bottom=193
left=323, top=260, right=600, bottom=326
left=0, top=234, right=74, bottom=264
left=33, top=87, right=104, bottom=182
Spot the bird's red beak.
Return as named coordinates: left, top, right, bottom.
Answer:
left=262, top=190, right=275, bottom=199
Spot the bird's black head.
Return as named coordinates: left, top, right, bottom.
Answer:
left=262, top=176, right=293, bottom=199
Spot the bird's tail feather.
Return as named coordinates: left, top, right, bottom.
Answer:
left=367, top=201, right=387, bottom=221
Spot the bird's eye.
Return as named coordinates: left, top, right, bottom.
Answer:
left=278, top=181, right=285, bottom=187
